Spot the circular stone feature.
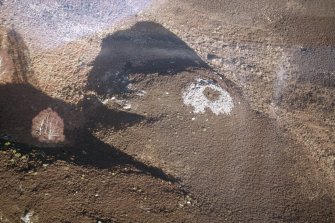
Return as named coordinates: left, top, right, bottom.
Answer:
left=182, top=78, right=234, bottom=115
left=31, top=108, right=65, bottom=143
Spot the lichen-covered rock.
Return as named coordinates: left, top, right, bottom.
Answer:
left=31, top=108, right=65, bottom=144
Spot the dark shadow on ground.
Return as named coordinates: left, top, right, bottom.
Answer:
left=87, top=21, right=209, bottom=96
left=0, top=83, right=177, bottom=182
left=0, top=28, right=177, bottom=182
left=0, top=84, right=146, bottom=144
left=0, top=28, right=32, bottom=83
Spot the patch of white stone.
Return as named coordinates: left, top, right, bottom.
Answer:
left=21, top=211, right=34, bottom=223
left=102, top=97, right=132, bottom=111
left=182, top=78, right=234, bottom=115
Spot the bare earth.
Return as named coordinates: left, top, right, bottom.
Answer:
left=0, top=0, right=334, bottom=222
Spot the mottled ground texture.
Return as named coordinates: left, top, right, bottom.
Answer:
left=0, top=0, right=334, bottom=222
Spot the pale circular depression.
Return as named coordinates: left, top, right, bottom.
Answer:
left=182, top=78, right=234, bottom=115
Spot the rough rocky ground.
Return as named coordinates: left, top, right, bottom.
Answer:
left=0, top=0, right=335, bottom=222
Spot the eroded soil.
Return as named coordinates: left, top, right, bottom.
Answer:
left=0, top=0, right=334, bottom=222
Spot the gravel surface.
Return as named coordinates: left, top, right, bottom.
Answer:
left=0, top=0, right=334, bottom=222
left=0, top=0, right=152, bottom=48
